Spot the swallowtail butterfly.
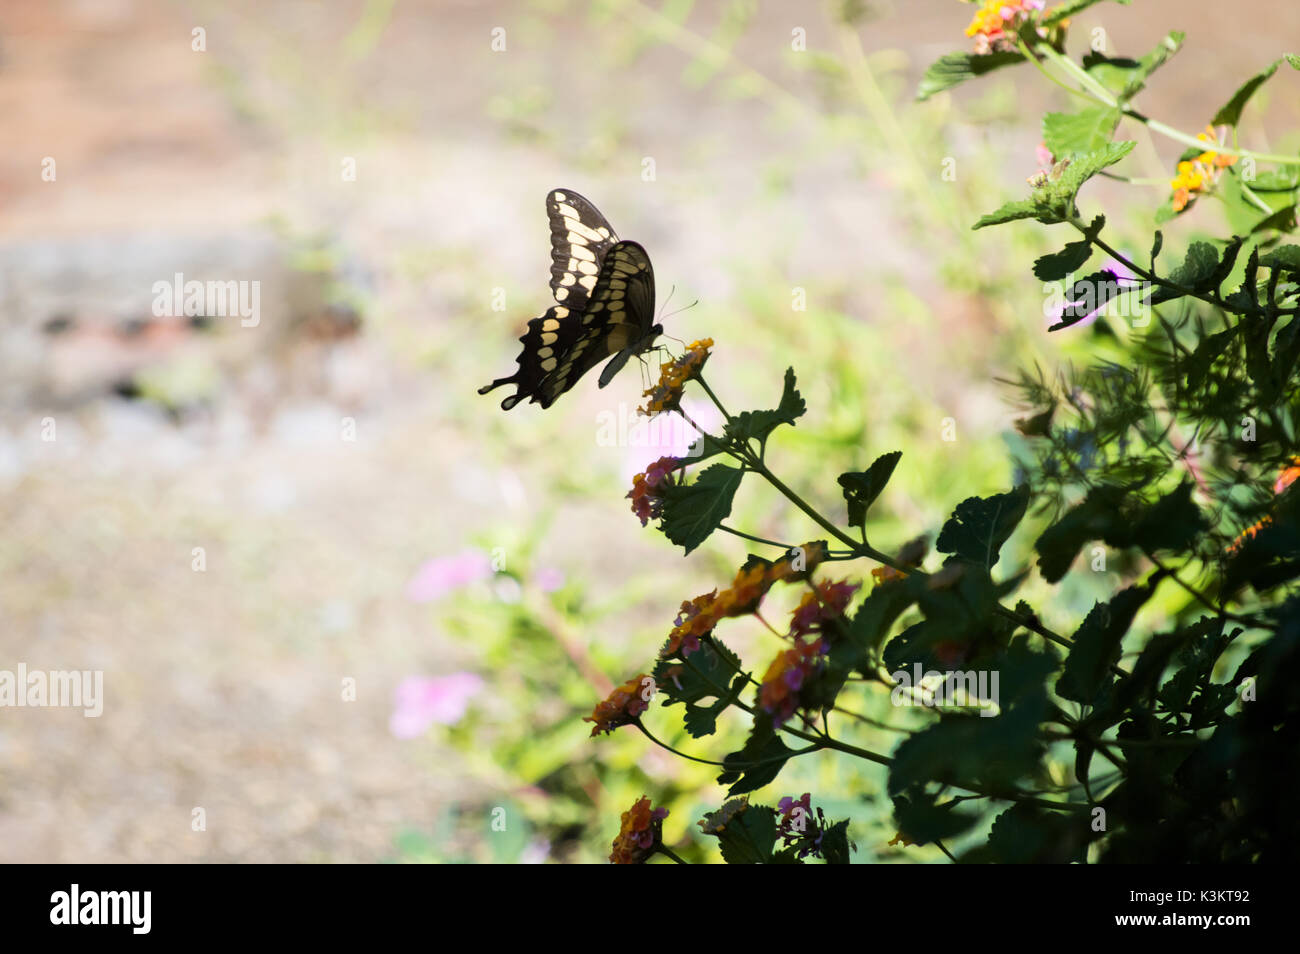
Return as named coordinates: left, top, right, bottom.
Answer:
left=479, top=189, right=661, bottom=409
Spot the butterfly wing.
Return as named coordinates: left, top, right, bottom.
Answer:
left=479, top=241, right=658, bottom=409
left=547, top=189, right=620, bottom=312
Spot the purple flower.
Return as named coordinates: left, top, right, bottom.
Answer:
left=405, top=550, right=493, bottom=603
left=389, top=673, right=484, bottom=738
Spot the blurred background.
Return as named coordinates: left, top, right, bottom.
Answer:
left=2, top=0, right=1297, bottom=862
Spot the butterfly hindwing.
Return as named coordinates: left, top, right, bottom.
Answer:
left=480, top=192, right=661, bottom=410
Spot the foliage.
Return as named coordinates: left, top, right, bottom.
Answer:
left=565, top=0, right=1300, bottom=863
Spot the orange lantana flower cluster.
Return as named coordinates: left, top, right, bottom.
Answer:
left=639, top=338, right=713, bottom=416
left=758, top=636, right=829, bottom=727
left=584, top=673, right=655, bottom=737
left=609, top=796, right=669, bottom=864
left=1171, top=125, right=1238, bottom=212
left=758, top=577, right=860, bottom=726
left=965, top=0, right=1046, bottom=54
left=659, top=542, right=829, bottom=658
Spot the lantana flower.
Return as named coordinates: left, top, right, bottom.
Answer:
left=639, top=338, right=713, bottom=416
left=627, top=455, right=683, bottom=526
left=1171, top=125, right=1238, bottom=212
left=758, top=636, right=829, bottom=727
left=789, top=579, right=860, bottom=637
left=659, top=543, right=832, bottom=659
left=965, top=0, right=1047, bottom=55
left=584, top=673, right=655, bottom=737
left=609, top=796, right=669, bottom=864
left=663, top=591, right=719, bottom=657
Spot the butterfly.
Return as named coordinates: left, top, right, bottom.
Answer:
left=479, top=189, right=661, bottom=410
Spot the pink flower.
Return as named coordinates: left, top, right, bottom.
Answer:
left=405, top=550, right=493, bottom=602
left=621, top=401, right=721, bottom=483
left=534, top=567, right=565, bottom=592
left=389, top=673, right=484, bottom=738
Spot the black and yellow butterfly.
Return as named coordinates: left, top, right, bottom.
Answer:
left=479, top=189, right=661, bottom=410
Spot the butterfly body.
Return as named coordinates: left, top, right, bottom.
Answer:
left=479, top=190, right=660, bottom=410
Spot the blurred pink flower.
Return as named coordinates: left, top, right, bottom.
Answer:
left=534, top=567, right=565, bottom=592
left=621, top=401, right=721, bottom=483
left=406, top=549, right=493, bottom=602
left=1034, top=142, right=1054, bottom=169
left=389, top=673, right=484, bottom=738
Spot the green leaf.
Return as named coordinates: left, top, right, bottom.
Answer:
left=1043, top=0, right=1130, bottom=26
left=892, top=793, right=980, bottom=846
left=916, top=51, right=1024, bottom=101
left=980, top=804, right=1087, bottom=863
left=935, top=486, right=1030, bottom=570
left=1055, top=140, right=1136, bottom=198
left=819, top=819, right=853, bottom=864
left=1043, top=106, right=1121, bottom=157
left=1150, top=241, right=1220, bottom=304
left=1129, top=482, right=1208, bottom=554
left=1082, top=31, right=1183, bottom=102
left=1213, top=58, right=1282, bottom=126
left=1033, top=239, right=1094, bottom=281
left=1050, top=269, right=1130, bottom=330
left=659, top=463, right=744, bottom=554
left=837, top=450, right=902, bottom=527
left=715, top=805, right=778, bottom=864
left=1056, top=584, right=1153, bottom=706
left=655, top=638, right=746, bottom=738
left=725, top=367, right=806, bottom=447
left=1033, top=485, right=1128, bottom=583
left=717, top=719, right=795, bottom=796
left=1262, top=245, right=1300, bottom=274
left=973, top=199, right=1053, bottom=230
left=888, top=655, right=1050, bottom=795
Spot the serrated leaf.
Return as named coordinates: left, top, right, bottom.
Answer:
left=819, top=819, right=853, bottom=864
left=725, top=367, right=805, bottom=446
left=917, top=50, right=1024, bottom=101
left=1033, top=239, right=1094, bottom=281
left=1056, top=140, right=1136, bottom=198
left=973, top=199, right=1052, bottom=230
left=659, top=463, right=744, bottom=554
left=981, top=804, right=1086, bottom=863
left=838, top=450, right=902, bottom=527
left=1043, top=106, right=1121, bottom=156
left=716, top=805, right=778, bottom=864
left=1262, top=245, right=1300, bottom=273
left=935, top=486, right=1029, bottom=570
left=1056, top=585, right=1153, bottom=705
left=717, top=720, right=795, bottom=796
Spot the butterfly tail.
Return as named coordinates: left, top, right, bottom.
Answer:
left=478, top=374, right=525, bottom=410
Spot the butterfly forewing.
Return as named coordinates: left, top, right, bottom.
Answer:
left=547, top=189, right=620, bottom=312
